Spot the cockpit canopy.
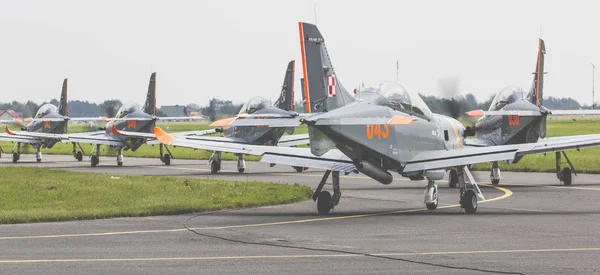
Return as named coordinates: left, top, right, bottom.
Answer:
left=489, top=86, right=525, bottom=111
left=35, top=103, right=58, bottom=119
left=359, top=81, right=432, bottom=119
left=239, top=97, right=270, bottom=114
left=115, top=102, right=141, bottom=118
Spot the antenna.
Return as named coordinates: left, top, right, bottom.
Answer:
left=396, top=60, right=399, bottom=81
left=313, top=1, right=318, bottom=25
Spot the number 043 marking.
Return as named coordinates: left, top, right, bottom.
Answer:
left=366, top=124, right=389, bottom=139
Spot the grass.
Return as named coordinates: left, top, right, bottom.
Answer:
left=0, top=167, right=312, bottom=224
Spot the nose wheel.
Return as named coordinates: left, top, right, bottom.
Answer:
left=209, top=151, right=222, bottom=174
left=424, top=180, right=438, bottom=210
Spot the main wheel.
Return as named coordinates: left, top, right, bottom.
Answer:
left=491, top=178, right=500, bottom=185
left=117, top=162, right=123, bottom=167
left=317, top=191, right=332, bottom=215
left=12, top=153, right=18, bottom=163
left=210, top=161, right=220, bottom=174
left=91, top=156, right=98, bottom=167
left=449, top=170, right=458, bottom=188
left=561, top=168, right=572, bottom=186
left=76, top=151, right=83, bottom=162
left=163, top=154, right=171, bottom=166
left=36, top=158, right=41, bottom=163
left=426, top=186, right=438, bottom=210
left=293, top=166, right=304, bottom=173
left=237, top=168, right=245, bottom=173
left=461, top=190, right=477, bottom=214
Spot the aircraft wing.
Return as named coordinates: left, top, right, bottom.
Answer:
left=465, top=109, right=542, bottom=117
left=157, top=116, right=204, bottom=121
left=548, top=110, right=600, bottom=115
left=67, top=131, right=123, bottom=146
left=0, top=133, right=41, bottom=143
left=4, top=125, right=67, bottom=140
left=277, top=134, right=310, bottom=147
left=228, top=118, right=302, bottom=128
left=403, top=134, right=600, bottom=172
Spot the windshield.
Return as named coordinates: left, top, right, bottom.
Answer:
left=489, top=86, right=525, bottom=111
left=360, top=81, right=432, bottom=118
left=115, top=102, right=140, bottom=118
left=35, top=103, right=58, bottom=119
left=239, top=97, right=270, bottom=114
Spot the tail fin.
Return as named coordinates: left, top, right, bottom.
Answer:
left=298, top=22, right=355, bottom=113
left=526, top=38, right=546, bottom=106
left=274, top=60, right=295, bottom=111
left=58, top=78, right=68, bottom=116
left=143, top=72, right=157, bottom=115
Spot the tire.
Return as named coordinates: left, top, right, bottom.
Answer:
left=210, top=161, right=220, bottom=174
left=491, top=178, right=500, bottom=185
left=317, top=191, right=332, bottom=215
left=461, top=190, right=477, bottom=214
left=561, top=168, right=572, bottom=186
left=76, top=151, right=83, bottom=162
left=293, top=166, right=304, bottom=173
left=36, top=158, right=41, bottom=163
left=91, top=156, right=98, bottom=167
left=117, top=162, right=123, bottom=167
left=12, top=153, right=18, bottom=163
left=163, top=154, right=171, bottom=166
left=237, top=168, right=245, bottom=173
left=449, top=170, right=458, bottom=188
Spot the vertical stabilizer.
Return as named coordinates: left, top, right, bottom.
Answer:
left=298, top=22, right=355, bottom=113
left=274, top=60, right=295, bottom=111
left=58, top=78, right=68, bottom=116
left=526, top=38, right=546, bottom=106
left=143, top=72, right=157, bottom=115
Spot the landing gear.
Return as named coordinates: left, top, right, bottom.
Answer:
left=35, top=148, right=42, bottom=163
left=490, top=161, right=501, bottom=185
left=0, top=146, right=4, bottom=158
left=312, top=170, right=341, bottom=214
left=159, top=144, right=173, bottom=166
left=90, top=144, right=100, bottom=167
left=448, top=169, right=458, bottom=188
left=293, top=166, right=308, bottom=173
left=237, top=154, right=246, bottom=173
left=456, top=166, right=484, bottom=214
left=424, top=180, right=438, bottom=210
left=72, top=142, right=85, bottom=162
left=209, top=151, right=222, bottom=174
left=116, top=149, right=123, bottom=166
left=555, top=151, right=575, bottom=186
left=11, top=142, right=21, bottom=163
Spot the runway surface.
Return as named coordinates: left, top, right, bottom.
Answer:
left=1, top=154, right=600, bottom=274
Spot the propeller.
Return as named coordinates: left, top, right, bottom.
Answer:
left=438, top=76, right=462, bottom=119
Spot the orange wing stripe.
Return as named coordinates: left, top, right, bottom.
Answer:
left=153, top=127, right=176, bottom=145
left=5, top=125, right=16, bottom=135
left=465, top=109, right=485, bottom=117
left=111, top=124, right=123, bottom=136
left=210, top=117, right=236, bottom=127
left=387, top=115, right=418, bottom=125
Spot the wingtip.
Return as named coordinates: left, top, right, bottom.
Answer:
left=465, top=109, right=485, bottom=117
left=23, top=117, right=33, bottom=123
left=386, top=115, right=418, bottom=125
left=209, top=117, right=236, bottom=127
left=153, top=127, right=176, bottom=145
left=5, top=125, right=15, bottom=135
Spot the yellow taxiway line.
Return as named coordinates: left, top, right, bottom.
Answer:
left=0, top=247, right=598, bottom=264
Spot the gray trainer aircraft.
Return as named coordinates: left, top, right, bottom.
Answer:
left=0, top=79, right=99, bottom=163
left=155, top=22, right=600, bottom=215
left=162, top=60, right=313, bottom=174
left=68, top=72, right=201, bottom=167
left=461, top=38, right=600, bottom=186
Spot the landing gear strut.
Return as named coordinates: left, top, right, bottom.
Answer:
left=72, top=142, right=85, bottom=162
left=116, top=149, right=124, bottom=166
left=209, top=151, right=222, bottom=174
left=236, top=154, right=246, bottom=173
left=555, top=151, right=576, bottom=186
left=424, top=180, right=438, bottom=210
left=312, top=170, right=341, bottom=214
left=490, top=161, right=501, bottom=185
left=448, top=169, right=458, bottom=188
left=159, top=144, right=173, bottom=165
left=11, top=142, right=21, bottom=163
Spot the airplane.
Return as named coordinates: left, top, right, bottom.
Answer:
left=0, top=79, right=99, bottom=163
left=462, top=38, right=600, bottom=187
left=163, top=60, right=316, bottom=174
left=67, top=72, right=202, bottom=167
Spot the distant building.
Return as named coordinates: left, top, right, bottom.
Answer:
left=0, top=110, right=23, bottom=121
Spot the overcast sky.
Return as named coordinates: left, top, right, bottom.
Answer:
left=1, top=0, right=598, bottom=108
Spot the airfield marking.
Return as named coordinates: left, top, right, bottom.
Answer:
left=544, top=185, right=600, bottom=191
left=0, top=247, right=599, bottom=264
left=0, top=185, right=511, bottom=241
